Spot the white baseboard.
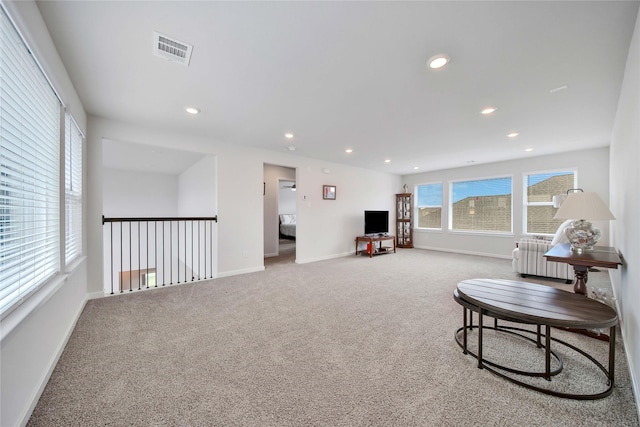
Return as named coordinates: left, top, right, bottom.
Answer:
left=87, top=291, right=105, bottom=300
left=295, top=252, right=352, bottom=264
left=18, top=297, right=87, bottom=427
left=609, top=271, right=640, bottom=422
left=413, top=245, right=512, bottom=260
left=216, top=266, right=265, bottom=278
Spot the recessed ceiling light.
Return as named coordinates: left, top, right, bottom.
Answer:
left=428, top=54, right=450, bottom=69
left=481, top=107, right=497, bottom=115
left=185, top=107, right=200, bottom=115
left=345, top=149, right=353, bottom=153
left=384, top=159, right=391, bottom=163
left=284, top=133, right=294, bottom=139
left=413, top=166, right=420, bottom=170
left=507, top=132, right=519, bottom=138
left=525, top=148, right=533, bottom=152
left=549, top=85, right=569, bottom=94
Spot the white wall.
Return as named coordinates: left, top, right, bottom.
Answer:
left=402, top=147, right=610, bottom=259
left=178, top=155, right=217, bottom=217
left=102, top=168, right=180, bottom=292
left=610, top=6, right=640, bottom=411
left=0, top=2, right=88, bottom=426
left=295, top=164, right=401, bottom=263
left=87, top=117, right=401, bottom=289
left=263, top=165, right=295, bottom=257
left=0, top=264, right=88, bottom=427
left=88, top=117, right=266, bottom=284
left=178, top=156, right=218, bottom=280
left=103, top=168, right=179, bottom=217
left=279, top=185, right=297, bottom=216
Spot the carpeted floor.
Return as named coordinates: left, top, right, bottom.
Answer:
left=28, top=249, right=639, bottom=426
left=264, top=239, right=296, bottom=268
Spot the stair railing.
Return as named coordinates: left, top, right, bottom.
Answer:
left=102, top=215, right=217, bottom=295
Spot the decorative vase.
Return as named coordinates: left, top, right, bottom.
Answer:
left=564, top=219, right=601, bottom=253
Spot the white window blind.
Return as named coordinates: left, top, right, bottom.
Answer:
left=1, top=7, right=61, bottom=314
left=416, top=183, right=443, bottom=229
left=524, top=171, right=576, bottom=234
left=65, top=113, right=82, bottom=264
left=450, top=177, right=512, bottom=232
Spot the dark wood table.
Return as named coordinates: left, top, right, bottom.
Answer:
left=355, top=235, right=396, bottom=257
left=454, top=278, right=618, bottom=399
left=544, top=243, right=622, bottom=295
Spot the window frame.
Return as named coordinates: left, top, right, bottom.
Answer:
left=415, top=182, right=443, bottom=230
left=448, top=175, right=513, bottom=235
left=523, top=169, right=577, bottom=235
left=0, top=5, right=83, bottom=321
left=64, top=112, right=84, bottom=265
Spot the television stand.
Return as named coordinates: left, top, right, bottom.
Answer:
left=355, top=235, right=396, bottom=258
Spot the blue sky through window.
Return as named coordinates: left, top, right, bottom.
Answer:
left=452, top=177, right=512, bottom=203
left=417, top=183, right=442, bottom=206
left=417, top=172, right=572, bottom=206
left=526, top=172, right=573, bottom=187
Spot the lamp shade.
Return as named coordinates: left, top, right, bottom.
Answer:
left=553, top=192, right=615, bottom=220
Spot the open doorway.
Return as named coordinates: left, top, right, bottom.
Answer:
left=274, top=179, right=296, bottom=264
left=263, top=164, right=296, bottom=267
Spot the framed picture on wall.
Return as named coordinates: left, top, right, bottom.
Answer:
left=323, top=185, right=336, bottom=200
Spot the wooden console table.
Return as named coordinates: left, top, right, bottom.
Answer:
left=544, top=243, right=622, bottom=295
left=355, top=235, right=396, bottom=258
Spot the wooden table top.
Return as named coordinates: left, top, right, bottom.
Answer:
left=355, top=234, right=395, bottom=242
left=544, top=243, right=622, bottom=269
left=456, top=278, right=618, bottom=329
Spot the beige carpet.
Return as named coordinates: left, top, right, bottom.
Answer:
left=28, top=249, right=639, bottom=426
left=264, top=239, right=296, bottom=268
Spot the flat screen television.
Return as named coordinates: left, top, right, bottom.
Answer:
left=364, top=210, right=389, bottom=235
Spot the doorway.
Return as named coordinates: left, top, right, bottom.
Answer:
left=263, top=164, right=296, bottom=267
left=273, top=179, right=296, bottom=265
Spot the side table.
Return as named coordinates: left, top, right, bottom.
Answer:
left=355, top=235, right=396, bottom=258
left=544, top=243, right=622, bottom=295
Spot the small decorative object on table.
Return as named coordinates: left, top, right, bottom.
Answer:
left=553, top=191, right=615, bottom=254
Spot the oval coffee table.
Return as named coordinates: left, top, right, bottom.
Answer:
left=453, top=278, right=618, bottom=400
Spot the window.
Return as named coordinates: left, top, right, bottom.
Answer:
left=416, top=183, right=442, bottom=229
left=524, top=171, right=576, bottom=234
left=1, top=7, right=63, bottom=315
left=450, top=177, right=512, bottom=232
left=65, top=113, right=83, bottom=264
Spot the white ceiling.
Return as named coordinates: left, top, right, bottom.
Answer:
left=36, top=1, right=639, bottom=175
left=102, top=139, right=204, bottom=175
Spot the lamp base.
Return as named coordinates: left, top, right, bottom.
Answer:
left=565, top=219, right=601, bottom=254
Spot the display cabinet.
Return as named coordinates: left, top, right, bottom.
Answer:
left=396, top=193, right=413, bottom=248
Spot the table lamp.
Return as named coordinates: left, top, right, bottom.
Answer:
left=553, top=192, right=615, bottom=253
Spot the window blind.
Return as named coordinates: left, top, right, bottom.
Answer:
left=524, top=171, right=576, bottom=234
left=416, top=183, right=443, bottom=229
left=65, top=113, right=82, bottom=264
left=450, top=177, right=512, bottom=232
left=1, top=7, right=61, bottom=314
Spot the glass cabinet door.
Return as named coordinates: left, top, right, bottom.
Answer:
left=395, top=193, right=413, bottom=248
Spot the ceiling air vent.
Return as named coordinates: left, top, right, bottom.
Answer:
left=153, top=31, right=193, bottom=66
